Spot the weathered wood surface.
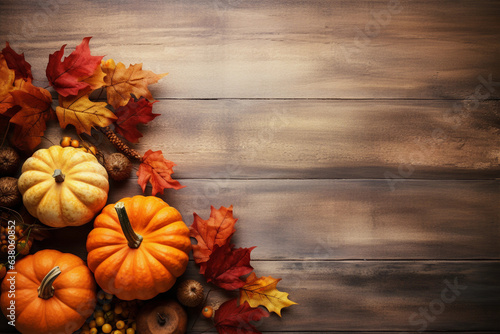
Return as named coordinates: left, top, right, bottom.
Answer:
left=40, top=99, right=500, bottom=180
left=1, top=0, right=499, bottom=333
left=0, top=0, right=499, bottom=99
left=31, top=179, right=500, bottom=261
left=183, top=261, right=500, bottom=331
left=1, top=261, right=498, bottom=332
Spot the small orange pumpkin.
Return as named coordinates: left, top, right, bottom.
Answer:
left=0, top=249, right=96, bottom=334
left=86, top=195, right=191, bottom=300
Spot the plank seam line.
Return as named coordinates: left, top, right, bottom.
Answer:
left=188, top=259, right=500, bottom=262
left=132, top=178, right=500, bottom=181
left=61, top=97, right=500, bottom=102
left=153, top=97, right=500, bottom=102
left=187, top=331, right=500, bottom=333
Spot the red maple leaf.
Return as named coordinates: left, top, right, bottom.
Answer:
left=114, top=97, right=160, bottom=143
left=9, top=82, right=54, bottom=151
left=46, top=37, right=103, bottom=96
left=203, top=243, right=255, bottom=290
left=214, top=299, right=269, bottom=334
left=1, top=42, right=32, bottom=81
left=189, top=205, right=237, bottom=272
left=137, top=149, right=184, bottom=195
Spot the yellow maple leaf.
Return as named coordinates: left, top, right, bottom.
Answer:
left=101, top=59, right=167, bottom=110
left=56, top=91, right=117, bottom=134
left=1, top=70, right=28, bottom=116
left=239, top=272, right=297, bottom=316
left=0, top=55, right=15, bottom=98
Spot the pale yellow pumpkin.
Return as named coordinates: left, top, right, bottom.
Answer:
left=18, top=145, right=109, bottom=227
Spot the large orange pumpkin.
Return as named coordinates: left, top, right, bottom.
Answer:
left=86, top=195, right=191, bottom=300
left=0, top=249, right=96, bottom=334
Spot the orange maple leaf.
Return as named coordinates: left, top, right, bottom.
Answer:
left=81, top=65, right=106, bottom=91
left=0, top=55, right=15, bottom=103
left=137, top=149, right=184, bottom=195
left=9, top=81, right=53, bottom=151
left=101, top=59, right=167, bottom=109
left=56, top=91, right=117, bottom=134
left=0, top=93, right=16, bottom=116
left=189, top=205, right=237, bottom=269
left=239, top=272, right=297, bottom=317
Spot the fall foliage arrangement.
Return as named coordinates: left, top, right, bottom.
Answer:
left=0, top=37, right=296, bottom=334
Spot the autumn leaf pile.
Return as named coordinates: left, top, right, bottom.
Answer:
left=190, top=205, right=297, bottom=333
left=1, top=38, right=297, bottom=333
left=0, top=37, right=181, bottom=195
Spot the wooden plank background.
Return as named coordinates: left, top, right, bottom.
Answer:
left=1, top=0, right=499, bottom=333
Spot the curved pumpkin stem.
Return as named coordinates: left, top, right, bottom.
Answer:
left=38, top=266, right=61, bottom=299
left=115, top=202, right=143, bottom=249
left=52, top=169, right=65, bottom=183
left=157, top=312, right=167, bottom=326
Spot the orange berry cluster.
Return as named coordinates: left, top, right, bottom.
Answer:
left=78, top=290, right=143, bottom=334
left=0, top=222, right=33, bottom=280
left=0, top=222, right=33, bottom=255
left=60, top=136, right=97, bottom=155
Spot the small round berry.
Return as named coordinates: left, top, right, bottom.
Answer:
left=95, top=316, right=105, bottom=327
left=70, top=139, right=80, bottom=148
left=60, top=137, right=72, bottom=147
left=16, top=240, right=30, bottom=255
left=102, top=323, right=112, bottom=333
left=202, top=306, right=214, bottom=318
left=97, top=290, right=106, bottom=303
left=115, top=320, right=125, bottom=329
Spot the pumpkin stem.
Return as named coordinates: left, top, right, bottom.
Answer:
left=52, top=169, right=65, bottom=183
left=115, top=202, right=143, bottom=249
left=157, top=312, right=167, bottom=326
left=37, top=266, right=61, bottom=299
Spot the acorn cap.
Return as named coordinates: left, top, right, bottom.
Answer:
left=0, top=177, right=21, bottom=207
left=176, top=280, right=204, bottom=307
left=0, top=147, right=21, bottom=176
left=104, top=153, right=132, bottom=181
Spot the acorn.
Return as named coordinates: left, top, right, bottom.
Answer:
left=0, top=177, right=21, bottom=207
left=176, top=279, right=204, bottom=307
left=0, top=147, right=21, bottom=176
left=104, top=153, right=132, bottom=181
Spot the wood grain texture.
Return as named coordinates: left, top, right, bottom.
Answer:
left=0, top=0, right=499, bottom=99
left=0, top=0, right=499, bottom=333
left=0, top=261, right=498, bottom=333
left=40, top=99, right=500, bottom=179
left=184, top=261, right=500, bottom=332
left=30, top=179, right=499, bottom=261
